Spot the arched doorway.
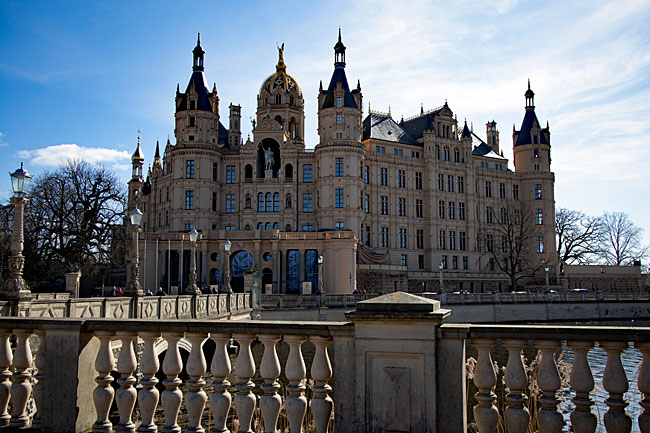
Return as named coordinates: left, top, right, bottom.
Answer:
left=258, top=138, right=280, bottom=178
left=231, top=250, right=255, bottom=293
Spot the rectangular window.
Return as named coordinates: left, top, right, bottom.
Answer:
left=500, top=207, right=507, bottom=224
left=335, top=158, right=344, bottom=176
left=336, top=113, right=342, bottom=124
left=186, top=160, right=195, bottom=179
left=365, top=226, right=371, bottom=246
left=226, top=165, right=236, bottom=184
left=381, top=147, right=385, bottom=153
left=449, top=231, right=456, bottom=250
left=185, top=190, right=194, bottom=210
left=447, top=175, right=454, bottom=192
left=401, top=254, right=407, bottom=266
left=364, top=166, right=370, bottom=184
left=364, top=194, right=370, bottom=213
left=225, top=225, right=235, bottom=231
left=335, top=188, right=344, bottom=208
left=212, top=163, right=218, bottom=181
left=448, top=201, right=455, bottom=220
left=418, top=255, right=425, bottom=269
left=534, top=163, right=540, bottom=171
left=189, top=116, right=195, bottom=127
left=438, top=174, right=444, bottom=191
left=513, top=184, right=519, bottom=200
left=415, top=172, right=422, bottom=190
left=398, top=170, right=406, bottom=188
left=459, top=232, right=466, bottom=251
left=439, top=230, right=446, bottom=249
left=185, top=223, right=193, bottom=230
left=302, top=225, right=313, bottom=232
left=485, top=181, right=492, bottom=197
left=486, top=206, right=493, bottom=224
left=380, top=167, right=388, bottom=186
left=537, top=236, right=544, bottom=253
left=225, top=194, right=235, bottom=213
left=457, top=176, right=464, bottom=193
left=499, top=182, right=506, bottom=198
left=439, top=201, right=445, bottom=219
left=463, top=256, right=468, bottom=270
left=303, top=164, right=313, bottom=183
left=535, top=184, right=542, bottom=199
left=335, top=221, right=344, bottom=229
left=398, top=197, right=406, bottom=216
left=212, top=192, right=217, bottom=212
left=417, top=229, right=424, bottom=249
left=380, top=196, right=388, bottom=215
left=302, top=193, right=313, bottom=212
left=376, top=146, right=380, bottom=153
left=441, top=255, right=448, bottom=269
left=452, top=256, right=458, bottom=270
left=336, top=97, right=342, bottom=108
left=416, top=199, right=423, bottom=218
left=536, top=209, right=543, bottom=225
left=458, top=202, right=465, bottom=220
left=399, top=228, right=407, bottom=248
left=486, top=234, right=494, bottom=252
left=381, top=227, right=389, bottom=248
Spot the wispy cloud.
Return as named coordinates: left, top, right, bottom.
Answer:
left=17, top=144, right=131, bottom=169
left=0, top=132, right=7, bottom=147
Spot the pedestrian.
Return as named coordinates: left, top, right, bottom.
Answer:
left=117, top=288, right=124, bottom=297
left=156, top=287, right=166, bottom=296
left=112, top=286, right=117, bottom=297
left=145, top=289, right=154, bottom=296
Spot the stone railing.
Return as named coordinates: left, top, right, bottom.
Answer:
left=3, top=293, right=251, bottom=319
left=0, top=292, right=648, bottom=432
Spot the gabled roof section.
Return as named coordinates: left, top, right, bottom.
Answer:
left=515, top=109, right=548, bottom=146
left=177, top=70, right=213, bottom=112
left=362, top=112, right=419, bottom=145
left=321, top=67, right=358, bottom=109
left=471, top=132, right=506, bottom=160
left=400, top=110, right=438, bottom=140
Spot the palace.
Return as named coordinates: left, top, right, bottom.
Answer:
left=127, top=32, right=556, bottom=294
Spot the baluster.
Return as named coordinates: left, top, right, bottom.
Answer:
left=32, top=330, right=46, bottom=430
left=503, top=339, right=529, bottom=433
left=10, top=328, right=33, bottom=428
left=258, top=334, right=281, bottom=433
left=284, top=335, right=307, bottom=433
left=93, top=330, right=116, bottom=433
left=115, top=331, right=138, bottom=433
left=186, top=332, right=208, bottom=433
left=161, top=332, right=184, bottom=433
left=601, top=341, right=632, bottom=433
left=138, top=331, right=161, bottom=433
left=568, top=341, right=596, bottom=433
left=233, top=333, right=256, bottom=433
left=638, top=341, right=650, bottom=433
left=0, top=330, right=12, bottom=427
left=209, top=333, right=232, bottom=433
left=534, top=340, right=563, bottom=433
left=472, top=338, right=498, bottom=433
left=310, top=336, right=333, bottom=433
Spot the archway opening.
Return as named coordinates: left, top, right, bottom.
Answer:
left=258, top=138, right=281, bottom=178
left=231, top=250, right=255, bottom=293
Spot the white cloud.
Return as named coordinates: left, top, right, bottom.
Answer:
left=0, top=132, right=7, bottom=147
left=17, top=144, right=131, bottom=169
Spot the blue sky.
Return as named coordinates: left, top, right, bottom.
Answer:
left=1, top=0, right=649, bottom=246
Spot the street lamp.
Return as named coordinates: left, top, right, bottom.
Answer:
left=318, top=255, right=324, bottom=294
left=223, top=239, right=232, bottom=293
left=544, top=265, right=550, bottom=293
left=126, top=206, right=143, bottom=297
left=187, top=229, right=201, bottom=294
left=4, top=163, right=32, bottom=298
left=438, top=262, right=444, bottom=294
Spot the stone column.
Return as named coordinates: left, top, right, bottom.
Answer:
left=345, top=291, right=451, bottom=432
left=65, top=271, right=81, bottom=298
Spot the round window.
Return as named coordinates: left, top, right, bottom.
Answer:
left=263, top=252, right=272, bottom=261
left=210, top=252, right=220, bottom=262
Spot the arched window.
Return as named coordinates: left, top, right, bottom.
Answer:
left=245, top=194, right=251, bottom=209
left=273, top=193, right=280, bottom=212
left=444, top=147, right=450, bottom=161
left=453, top=148, right=460, bottom=162
left=275, top=94, right=281, bottom=104
left=274, top=115, right=283, bottom=127
left=245, top=164, right=253, bottom=179
left=273, top=222, right=279, bottom=230
left=245, top=224, right=251, bottom=230
left=265, top=222, right=272, bottom=230
left=265, top=193, right=272, bottom=212
left=285, top=224, right=291, bottom=231
left=286, top=193, right=292, bottom=208
left=258, top=193, right=264, bottom=212
left=435, top=145, right=440, bottom=160
left=257, top=222, right=264, bottom=230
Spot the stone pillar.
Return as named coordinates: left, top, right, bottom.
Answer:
left=65, top=271, right=81, bottom=298
left=345, top=291, right=450, bottom=432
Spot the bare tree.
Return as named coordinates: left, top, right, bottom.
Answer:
left=25, top=160, right=127, bottom=279
left=599, top=211, right=648, bottom=266
left=555, top=207, right=603, bottom=264
left=480, top=201, right=545, bottom=291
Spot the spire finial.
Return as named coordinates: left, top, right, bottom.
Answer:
left=338, top=27, right=342, bottom=43
left=368, top=102, right=371, bottom=115
left=197, top=32, right=201, bottom=45
left=388, top=105, right=392, bottom=117
left=420, top=102, right=424, bottom=114
left=528, top=78, right=530, bottom=90
left=276, top=43, right=286, bottom=71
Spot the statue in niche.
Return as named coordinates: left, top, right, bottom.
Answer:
left=263, top=146, right=274, bottom=170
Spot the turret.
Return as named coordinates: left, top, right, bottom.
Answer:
left=128, top=135, right=145, bottom=210
left=486, top=120, right=499, bottom=153
left=229, top=103, right=242, bottom=147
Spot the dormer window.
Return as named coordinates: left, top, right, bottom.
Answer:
left=189, top=117, right=195, bottom=127
left=275, top=94, right=282, bottom=104
left=336, top=97, right=342, bottom=107
left=190, top=100, right=195, bottom=110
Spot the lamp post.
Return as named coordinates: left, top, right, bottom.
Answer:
left=438, top=262, right=444, bottom=294
left=223, top=239, right=232, bottom=293
left=544, top=265, right=550, bottom=293
left=126, top=207, right=143, bottom=297
left=4, top=163, right=32, bottom=299
left=318, top=255, right=324, bottom=294
left=188, top=229, right=200, bottom=294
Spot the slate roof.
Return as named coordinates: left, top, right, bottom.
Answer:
left=321, top=67, right=358, bottom=109
left=400, top=111, right=438, bottom=140
left=515, top=109, right=548, bottom=146
left=471, top=132, right=506, bottom=160
left=177, top=70, right=213, bottom=112
left=362, top=112, right=419, bottom=145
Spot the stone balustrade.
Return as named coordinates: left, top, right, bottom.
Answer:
left=0, top=292, right=647, bottom=432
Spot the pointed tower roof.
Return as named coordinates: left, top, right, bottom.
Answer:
left=321, top=30, right=358, bottom=109
left=192, top=32, right=205, bottom=72
left=515, top=81, right=548, bottom=146
left=154, top=139, right=161, bottom=159
left=176, top=34, right=213, bottom=112
left=132, top=136, right=144, bottom=161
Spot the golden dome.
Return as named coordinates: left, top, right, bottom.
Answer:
left=259, top=43, right=302, bottom=97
